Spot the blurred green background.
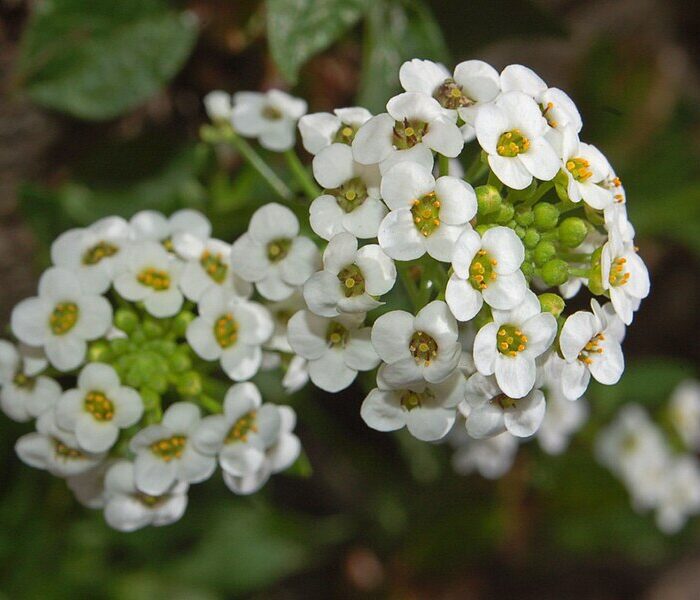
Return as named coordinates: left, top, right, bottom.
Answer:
left=1, top=0, right=699, bottom=597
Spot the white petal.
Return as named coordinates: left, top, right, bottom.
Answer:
left=144, top=288, right=183, bottom=318
left=287, top=310, right=329, bottom=360
left=230, top=234, right=269, bottom=282
left=312, top=143, right=355, bottom=189
left=377, top=209, right=426, bottom=261
left=219, top=444, right=265, bottom=477
left=504, top=390, right=545, bottom=437
left=163, top=402, right=201, bottom=432
left=588, top=338, right=624, bottom=385
left=308, top=350, right=357, bottom=392
left=11, top=298, right=50, bottom=346
left=446, top=275, right=482, bottom=322
left=355, top=245, right=396, bottom=296
left=434, top=177, right=476, bottom=224
left=482, top=270, right=527, bottom=310
left=475, top=103, right=508, bottom=154
left=76, top=416, right=118, bottom=453
left=380, top=162, right=435, bottom=211
left=518, top=137, right=560, bottom=181
left=424, top=223, right=463, bottom=262
left=298, top=112, right=340, bottom=155
left=256, top=270, right=295, bottom=301
left=303, top=271, right=343, bottom=318
left=78, top=362, right=120, bottom=392
left=500, top=64, right=547, bottom=96
left=406, top=407, right=455, bottom=441
left=352, top=113, right=394, bottom=165
left=560, top=311, right=599, bottom=362
left=220, top=344, right=262, bottom=381
left=454, top=60, right=500, bottom=102
left=371, top=311, right=414, bottom=363
left=134, top=453, right=176, bottom=496
left=361, top=389, right=405, bottom=431
left=323, top=232, right=358, bottom=273
left=495, top=355, right=536, bottom=399
left=451, top=229, right=481, bottom=278
left=488, top=155, right=532, bottom=190
left=561, top=362, right=590, bottom=400
left=482, top=226, right=525, bottom=272
left=344, top=329, right=380, bottom=371
left=342, top=197, right=388, bottom=239
left=422, top=117, right=464, bottom=157
left=191, top=415, right=228, bottom=455
left=521, top=312, right=557, bottom=357
left=178, top=448, right=216, bottom=484
left=467, top=404, right=506, bottom=439
left=309, top=194, right=345, bottom=240
left=248, top=203, right=299, bottom=244
left=45, top=335, right=86, bottom=371
left=473, top=322, right=499, bottom=375
left=399, top=59, right=450, bottom=95
left=186, top=317, right=222, bottom=361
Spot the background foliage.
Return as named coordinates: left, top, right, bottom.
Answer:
left=0, top=0, right=699, bottom=597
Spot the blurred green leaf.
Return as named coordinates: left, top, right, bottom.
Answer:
left=358, top=0, right=449, bottom=112
left=267, top=0, right=370, bottom=84
left=18, top=0, right=197, bottom=120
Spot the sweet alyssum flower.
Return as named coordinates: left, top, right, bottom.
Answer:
left=601, top=233, right=650, bottom=325
left=309, top=142, right=386, bottom=240
left=263, top=292, right=306, bottom=354
left=399, top=58, right=501, bottom=140
left=299, top=107, right=373, bottom=155
left=11, top=267, right=112, bottom=371
left=303, top=233, right=396, bottom=318
left=230, top=203, right=320, bottom=301
left=472, top=291, right=557, bottom=398
left=130, top=209, right=211, bottom=249
left=475, top=91, right=560, bottom=190
left=668, top=379, right=700, bottom=451
left=55, top=363, right=143, bottom=453
left=371, top=301, right=461, bottom=387
left=537, top=391, right=588, bottom=455
left=446, top=226, right=527, bottom=321
left=655, top=456, right=700, bottom=534
left=114, top=241, right=184, bottom=318
left=103, top=460, right=189, bottom=532
left=0, top=340, right=60, bottom=422
left=50, top=216, right=131, bottom=294
left=352, top=92, right=463, bottom=172
left=378, top=161, right=477, bottom=262
left=130, top=402, right=216, bottom=496
left=186, top=286, right=273, bottom=381
left=361, top=366, right=464, bottom=441
left=231, top=89, right=307, bottom=151
left=450, top=426, right=519, bottom=480
left=287, top=310, right=379, bottom=393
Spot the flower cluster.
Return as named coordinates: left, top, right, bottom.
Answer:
left=2, top=210, right=301, bottom=531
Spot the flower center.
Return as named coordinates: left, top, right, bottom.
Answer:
left=49, top=302, right=79, bottom=335
left=566, top=157, right=592, bottom=182
left=136, top=492, right=166, bottom=507
left=162, top=237, right=174, bottom=252
left=214, top=313, right=239, bottom=348
left=411, top=191, right=441, bottom=237
left=329, top=177, right=368, bottom=213
left=82, top=241, right=119, bottom=265
left=267, top=238, right=291, bottom=263
left=326, top=322, right=349, bottom=347
left=262, top=105, right=283, bottom=120
left=137, top=268, right=171, bottom=291
left=433, top=78, right=473, bottom=110
left=84, top=391, right=115, bottom=422
left=578, top=332, right=605, bottom=365
left=496, top=129, right=530, bottom=157
left=200, top=250, right=228, bottom=284
left=497, top=325, right=528, bottom=357
left=54, top=439, right=84, bottom=459
left=333, top=125, right=358, bottom=145
left=12, top=372, right=35, bottom=390
left=337, top=264, right=365, bottom=298
left=400, top=388, right=434, bottom=411
left=150, top=435, right=187, bottom=461
left=541, top=101, right=558, bottom=128
left=468, top=249, right=497, bottom=290
left=393, top=119, right=429, bottom=150
left=225, top=410, right=258, bottom=444
left=409, top=331, right=438, bottom=365
left=608, top=257, right=631, bottom=287
left=492, top=393, right=518, bottom=410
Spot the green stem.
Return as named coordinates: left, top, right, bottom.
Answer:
left=523, top=180, right=554, bottom=207
left=569, top=267, right=591, bottom=278
left=284, top=150, right=321, bottom=201
left=198, top=394, right=223, bottom=414
left=560, top=251, right=592, bottom=262
left=464, top=153, right=488, bottom=184
left=555, top=200, right=581, bottom=214
left=398, top=264, right=421, bottom=310
left=487, top=169, right=502, bottom=192
left=438, top=154, right=450, bottom=177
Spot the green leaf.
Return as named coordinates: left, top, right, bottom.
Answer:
left=358, top=0, right=449, bottom=113
left=17, top=0, right=198, bottom=120
left=267, top=0, right=369, bottom=84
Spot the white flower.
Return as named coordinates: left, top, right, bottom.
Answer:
left=192, top=382, right=283, bottom=477
left=113, top=241, right=184, bottom=318
left=230, top=203, right=320, bottom=301
left=472, top=290, right=557, bottom=398
left=174, top=236, right=252, bottom=302
left=537, top=393, right=588, bottom=455
left=50, top=216, right=132, bottom=294
left=655, top=456, right=700, bottom=534
left=67, top=460, right=113, bottom=509
left=559, top=299, right=626, bottom=400
left=500, top=64, right=582, bottom=135
left=475, top=91, right=560, bottom=190
left=604, top=201, right=635, bottom=244
left=371, top=301, right=461, bottom=387
left=309, top=143, right=387, bottom=240
left=16, top=410, right=106, bottom=477
left=11, top=267, right=112, bottom=371
left=299, top=107, right=372, bottom=155
left=668, top=379, right=700, bottom=452
left=264, top=292, right=306, bottom=354
left=103, top=460, right=188, bottom=532
left=231, top=90, right=307, bottom=152
left=303, top=233, right=396, bottom=317
left=601, top=233, right=650, bottom=325
left=461, top=372, right=546, bottom=438
left=129, top=402, right=216, bottom=496
left=282, top=355, right=309, bottom=393
left=222, top=403, right=300, bottom=495
left=130, top=209, right=211, bottom=249
left=399, top=58, right=500, bottom=140
left=450, top=428, right=518, bottom=479
left=0, top=341, right=60, bottom=422
left=287, top=310, right=379, bottom=393
left=559, top=127, right=614, bottom=209
left=446, top=226, right=527, bottom=321
left=55, top=363, right=143, bottom=453
left=204, top=90, right=233, bottom=122
left=361, top=367, right=464, bottom=441
left=378, top=161, right=476, bottom=262
left=352, top=92, right=463, bottom=172
left=186, top=287, right=273, bottom=381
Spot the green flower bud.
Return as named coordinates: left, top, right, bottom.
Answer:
left=149, top=373, right=169, bottom=394
left=515, top=208, right=534, bottom=227
left=131, top=330, right=146, bottom=345
left=514, top=225, right=526, bottom=239
left=169, top=351, right=192, bottom=373
left=559, top=217, right=588, bottom=248
left=539, top=293, right=565, bottom=317
left=172, top=310, right=195, bottom=337
left=533, top=202, right=560, bottom=231
left=110, top=337, right=131, bottom=356
left=540, top=259, right=569, bottom=286
left=125, top=367, right=143, bottom=388
left=143, top=318, right=165, bottom=339
left=177, top=371, right=202, bottom=396
left=521, top=261, right=535, bottom=279
left=140, top=387, right=161, bottom=413
left=87, top=340, right=111, bottom=363
left=475, top=223, right=497, bottom=236
left=587, top=246, right=605, bottom=295
left=495, top=204, right=515, bottom=224
left=476, top=185, right=502, bottom=215
left=523, top=228, right=540, bottom=249
left=533, top=241, right=556, bottom=266
left=114, top=309, right=139, bottom=333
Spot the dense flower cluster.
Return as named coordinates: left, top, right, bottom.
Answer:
left=2, top=57, right=659, bottom=532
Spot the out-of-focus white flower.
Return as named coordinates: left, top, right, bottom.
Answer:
left=450, top=426, right=519, bottom=479
left=204, top=90, right=233, bottom=122
left=668, top=379, right=700, bottom=452
left=655, top=456, right=700, bottom=534
left=299, top=107, right=372, bottom=155
left=130, top=209, right=211, bottom=250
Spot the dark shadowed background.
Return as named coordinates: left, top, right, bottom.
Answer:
left=1, top=0, right=699, bottom=597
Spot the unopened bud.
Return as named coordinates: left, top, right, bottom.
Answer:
left=533, top=241, right=556, bottom=266
left=523, top=228, right=540, bottom=249
left=494, top=204, right=514, bottom=224
left=172, top=310, right=195, bottom=337
left=476, top=185, right=502, bottom=215
left=515, top=208, right=534, bottom=227
left=539, top=293, right=565, bottom=317
left=558, top=217, right=588, bottom=248
left=177, top=371, right=202, bottom=396
left=114, top=309, right=139, bottom=333
left=541, top=259, right=569, bottom=286
left=88, top=340, right=111, bottom=363
left=533, top=202, right=560, bottom=231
